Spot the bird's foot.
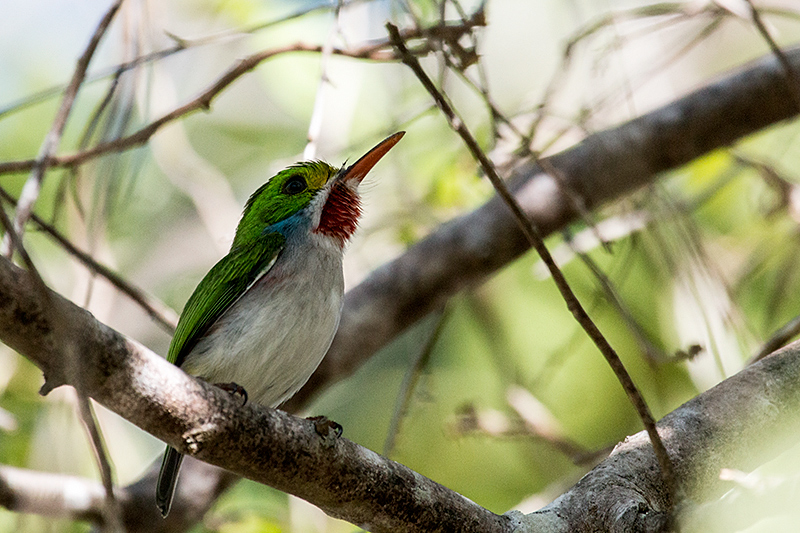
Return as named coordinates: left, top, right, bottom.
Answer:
left=213, top=381, right=248, bottom=406
left=307, top=415, right=343, bottom=445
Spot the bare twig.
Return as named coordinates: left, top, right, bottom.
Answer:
left=749, top=313, right=800, bottom=364
left=304, top=1, right=343, bottom=160
left=0, top=193, right=47, bottom=292
left=383, top=307, right=449, bottom=458
left=731, top=150, right=794, bottom=214
left=2, top=0, right=124, bottom=256
left=745, top=0, right=800, bottom=110
left=572, top=246, right=666, bottom=363
left=75, top=391, right=124, bottom=533
left=450, top=396, right=600, bottom=466
left=387, top=22, right=676, bottom=504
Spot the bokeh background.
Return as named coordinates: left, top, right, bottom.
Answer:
left=2, top=0, right=800, bottom=531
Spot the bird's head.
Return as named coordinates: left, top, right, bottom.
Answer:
left=232, top=132, right=404, bottom=249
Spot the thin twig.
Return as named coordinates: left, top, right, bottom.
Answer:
left=383, top=307, right=449, bottom=458
left=2, top=0, right=124, bottom=256
left=304, top=1, right=343, bottom=160
left=387, top=22, right=677, bottom=504
left=572, top=245, right=665, bottom=364
left=0, top=187, right=177, bottom=331
left=745, top=0, right=800, bottom=110
left=749, top=313, right=800, bottom=364
left=450, top=401, right=599, bottom=465
left=75, top=386, right=124, bottom=533
left=0, top=196, right=46, bottom=289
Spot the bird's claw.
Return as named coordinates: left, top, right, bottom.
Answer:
left=307, top=415, right=343, bottom=441
left=214, top=381, right=248, bottom=406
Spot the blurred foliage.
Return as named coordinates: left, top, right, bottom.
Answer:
left=1, top=0, right=800, bottom=532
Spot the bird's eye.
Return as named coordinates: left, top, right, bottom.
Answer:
left=282, top=175, right=307, bottom=195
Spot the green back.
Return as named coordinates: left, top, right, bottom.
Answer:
left=168, top=232, right=286, bottom=367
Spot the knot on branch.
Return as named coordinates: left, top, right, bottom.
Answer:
left=612, top=501, right=672, bottom=533
left=181, top=423, right=221, bottom=456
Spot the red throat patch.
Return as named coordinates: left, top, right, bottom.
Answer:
left=315, top=182, right=362, bottom=247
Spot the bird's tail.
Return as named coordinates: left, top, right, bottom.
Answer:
left=156, top=446, right=184, bottom=517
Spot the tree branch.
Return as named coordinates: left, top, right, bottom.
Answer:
left=0, top=256, right=510, bottom=533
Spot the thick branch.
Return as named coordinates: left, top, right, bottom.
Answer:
left=0, top=256, right=510, bottom=533
left=293, top=45, right=800, bottom=407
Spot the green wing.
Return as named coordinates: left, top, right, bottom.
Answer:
left=168, top=232, right=286, bottom=367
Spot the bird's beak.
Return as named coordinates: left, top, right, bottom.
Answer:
left=339, top=132, right=405, bottom=187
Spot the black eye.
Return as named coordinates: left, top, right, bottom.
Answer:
left=282, top=175, right=307, bottom=195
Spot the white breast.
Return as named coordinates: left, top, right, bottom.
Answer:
left=181, top=232, right=344, bottom=408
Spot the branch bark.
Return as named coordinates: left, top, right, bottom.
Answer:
left=0, top=256, right=510, bottom=533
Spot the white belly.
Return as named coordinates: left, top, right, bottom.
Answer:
left=181, top=237, right=344, bottom=407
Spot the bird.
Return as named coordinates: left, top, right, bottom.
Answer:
left=155, top=132, right=404, bottom=517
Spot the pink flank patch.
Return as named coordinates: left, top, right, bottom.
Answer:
left=315, top=182, right=362, bottom=246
